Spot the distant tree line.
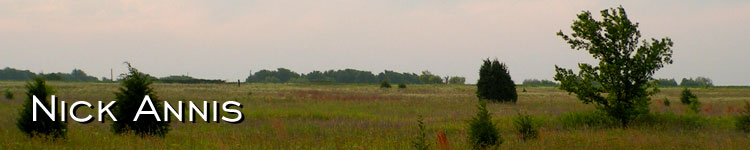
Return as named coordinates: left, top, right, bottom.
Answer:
left=653, top=77, right=713, bottom=87
left=0, top=67, right=99, bottom=82
left=245, top=68, right=464, bottom=84
left=158, top=75, right=225, bottom=84
left=521, top=79, right=559, bottom=86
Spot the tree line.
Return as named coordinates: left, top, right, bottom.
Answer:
left=245, top=68, right=465, bottom=84
left=0, top=67, right=99, bottom=82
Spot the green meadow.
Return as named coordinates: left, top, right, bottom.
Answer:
left=1, top=81, right=750, bottom=149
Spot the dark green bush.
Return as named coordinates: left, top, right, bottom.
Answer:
left=663, top=98, right=670, bottom=107
left=476, top=58, right=517, bottom=103
left=468, top=100, right=502, bottom=149
left=380, top=80, right=391, bottom=88
left=513, top=112, right=538, bottom=141
left=412, top=116, right=429, bottom=150
left=16, top=78, right=67, bottom=139
left=4, top=89, right=12, bottom=100
left=111, top=62, right=169, bottom=137
left=398, top=84, right=407, bottom=89
left=680, top=88, right=697, bottom=105
left=737, top=101, right=750, bottom=133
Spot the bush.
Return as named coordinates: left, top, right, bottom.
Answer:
left=737, top=101, right=750, bottom=133
left=412, top=116, right=430, bottom=150
left=398, top=83, right=407, bottom=89
left=476, top=58, right=517, bottom=103
left=4, top=89, right=12, bottom=100
left=16, top=78, right=67, bottom=139
left=687, top=98, right=702, bottom=114
left=513, top=112, right=538, bottom=141
left=468, top=100, right=502, bottom=149
left=680, top=88, right=697, bottom=105
left=663, top=98, right=671, bottom=107
left=111, top=62, right=169, bottom=137
left=380, top=80, right=392, bottom=88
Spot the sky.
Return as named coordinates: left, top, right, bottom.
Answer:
left=1, top=0, right=749, bottom=85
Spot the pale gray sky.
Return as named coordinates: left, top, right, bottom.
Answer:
left=1, top=0, right=749, bottom=85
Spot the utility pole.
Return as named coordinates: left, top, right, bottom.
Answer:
left=110, top=68, right=113, bottom=82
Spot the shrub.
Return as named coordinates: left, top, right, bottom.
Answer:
left=412, top=116, right=430, bottom=150
left=476, top=58, right=517, bottom=103
left=16, top=78, right=67, bottom=139
left=687, top=98, right=702, bottom=114
left=663, top=98, right=671, bottom=107
left=4, top=89, right=12, bottom=100
left=398, top=83, right=407, bottom=89
left=111, top=62, right=169, bottom=137
left=680, top=88, right=697, bottom=105
left=513, top=112, right=538, bottom=141
left=468, top=100, right=502, bottom=149
left=736, top=101, right=750, bottom=133
left=380, top=80, right=392, bottom=88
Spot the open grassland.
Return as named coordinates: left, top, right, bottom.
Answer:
left=1, top=81, right=750, bottom=149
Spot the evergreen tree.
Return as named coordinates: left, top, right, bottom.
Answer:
left=111, top=62, right=169, bottom=137
left=476, top=59, right=517, bottom=103
left=16, top=78, right=67, bottom=138
left=468, top=100, right=502, bottom=149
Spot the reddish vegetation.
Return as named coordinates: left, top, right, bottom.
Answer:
left=437, top=130, right=449, bottom=150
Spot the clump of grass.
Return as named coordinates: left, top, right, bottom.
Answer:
left=559, top=111, right=617, bottom=129
left=398, top=84, right=407, bottom=89
left=468, top=100, right=502, bottom=149
left=513, top=112, right=538, bottom=141
left=737, top=101, right=750, bottom=133
left=412, top=116, right=429, bottom=150
left=633, top=112, right=707, bottom=130
left=4, top=89, right=12, bottom=100
left=380, top=80, right=391, bottom=88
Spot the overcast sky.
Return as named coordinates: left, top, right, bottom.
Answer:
left=1, top=0, right=749, bottom=85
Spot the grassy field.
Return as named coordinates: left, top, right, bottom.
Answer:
left=1, top=81, right=749, bottom=149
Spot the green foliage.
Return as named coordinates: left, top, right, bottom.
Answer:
left=654, top=78, right=678, bottom=87
left=680, top=77, right=713, bottom=87
left=412, top=116, right=430, bottom=150
left=513, top=112, right=538, bottom=141
left=522, top=79, right=559, bottom=86
left=4, top=89, right=12, bottom=100
left=663, top=98, right=670, bottom=107
left=398, top=84, right=407, bottom=89
left=468, top=100, right=502, bottom=149
left=477, top=58, right=517, bottom=103
left=448, top=76, right=466, bottom=84
left=554, top=6, right=673, bottom=126
left=111, top=62, right=169, bottom=137
left=158, top=75, right=225, bottom=84
left=16, top=78, right=67, bottom=139
left=737, top=101, right=750, bottom=133
left=380, top=80, right=392, bottom=88
left=680, top=88, right=697, bottom=105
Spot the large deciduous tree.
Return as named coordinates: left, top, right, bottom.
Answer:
left=554, top=6, right=674, bottom=126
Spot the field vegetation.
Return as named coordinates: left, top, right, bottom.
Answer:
left=1, top=81, right=750, bottom=149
